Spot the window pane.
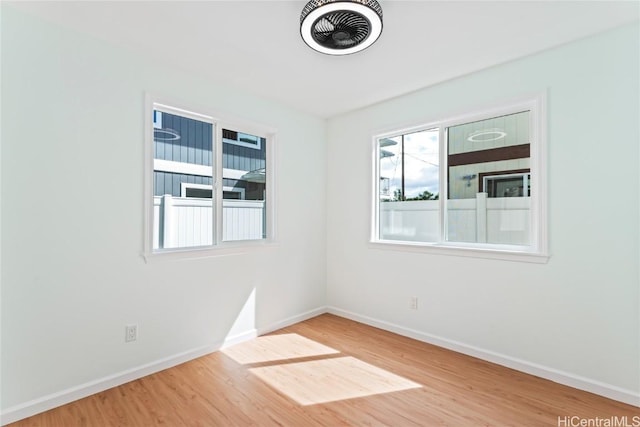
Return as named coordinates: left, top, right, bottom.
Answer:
left=222, top=129, right=267, bottom=241
left=153, top=109, right=214, bottom=250
left=378, top=129, right=439, bottom=242
left=446, top=111, right=530, bottom=245
left=185, top=187, right=213, bottom=198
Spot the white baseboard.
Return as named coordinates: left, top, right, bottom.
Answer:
left=258, top=306, right=328, bottom=336
left=220, top=306, right=328, bottom=349
left=5, top=304, right=635, bottom=426
left=327, top=306, right=640, bottom=408
left=0, top=305, right=328, bottom=426
left=0, top=344, right=219, bottom=426
left=222, top=329, right=259, bottom=349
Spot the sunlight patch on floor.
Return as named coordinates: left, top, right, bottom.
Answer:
left=249, top=356, right=422, bottom=405
left=221, top=333, right=340, bottom=364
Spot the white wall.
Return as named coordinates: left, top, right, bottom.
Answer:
left=326, top=23, right=639, bottom=403
left=1, top=3, right=638, bottom=421
left=0, top=5, right=326, bottom=416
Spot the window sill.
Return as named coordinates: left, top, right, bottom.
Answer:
left=368, top=240, right=549, bottom=264
left=142, top=240, right=278, bottom=263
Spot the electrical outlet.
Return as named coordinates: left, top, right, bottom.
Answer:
left=125, top=324, right=138, bottom=342
left=410, top=297, right=418, bottom=310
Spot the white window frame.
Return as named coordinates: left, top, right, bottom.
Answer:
left=222, top=186, right=246, bottom=200
left=180, top=183, right=212, bottom=198
left=179, top=183, right=246, bottom=200
left=143, top=94, right=276, bottom=262
left=222, top=131, right=262, bottom=150
left=483, top=172, right=530, bottom=198
left=370, top=92, right=548, bottom=263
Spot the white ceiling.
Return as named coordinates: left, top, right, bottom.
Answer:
left=8, top=1, right=640, bottom=118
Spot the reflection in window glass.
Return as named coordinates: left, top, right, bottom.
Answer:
left=446, top=111, right=531, bottom=245
left=372, top=95, right=546, bottom=258
left=484, top=173, right=530, bottom=198
left=151, top=109, right=269, bottom=251
left=222, top=129, right=267, bottom=241
left=378, top=128, right=439, bottom=242
left=153, top=109, right=214, bottom=250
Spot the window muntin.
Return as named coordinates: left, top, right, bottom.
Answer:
left=146, top=100, right=272, bottom=258
left=373, top=95, right=547, bottom=260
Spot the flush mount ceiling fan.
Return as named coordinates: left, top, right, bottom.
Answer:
left=300, top=0, right=383, bottom=55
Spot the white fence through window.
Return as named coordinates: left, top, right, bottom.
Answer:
left=153, top=196, right=265, bottom=249
left=380, top=193, right=530, bottom=245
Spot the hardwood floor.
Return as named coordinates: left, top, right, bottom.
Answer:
left=9, top=314, right=639, bottom=426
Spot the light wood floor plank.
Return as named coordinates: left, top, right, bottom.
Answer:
left=8, top=314, right=639, bottom=426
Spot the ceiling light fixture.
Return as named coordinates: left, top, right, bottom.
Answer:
left=467, top=129, right=507, bottom=142
left=300, top=0, right=383, bottom=56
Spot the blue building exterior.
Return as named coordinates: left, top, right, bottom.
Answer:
left=153, top=110, right=266, bottom=201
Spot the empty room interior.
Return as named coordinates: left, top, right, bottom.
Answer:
left=1, top=1, right=639, bottom=425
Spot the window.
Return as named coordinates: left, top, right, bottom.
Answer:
left=373, top=94, right=547, bottom=262
left=223, top=129, right=262, bottom=150
left=481, top=172, right=530, bottom=198
left=144, top=97, right=274, bottom=259
left=181, top=183, right=213, bottom=198
left=180, top=183, right=246, bottom=200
